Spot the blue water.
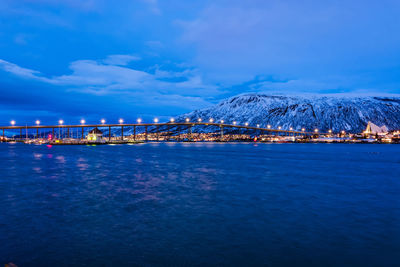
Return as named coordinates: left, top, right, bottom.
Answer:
left=0, top=143, right=399, bottom=266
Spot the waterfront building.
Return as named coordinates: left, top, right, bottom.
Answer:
left=87, top=127, right=103, bottom=141
left=363, top=121, right=388, bottom=136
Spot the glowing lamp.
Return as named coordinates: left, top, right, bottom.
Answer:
left=119, top=118, right=124, bottom=124
left=245, top=122, right=249, bottom=126
left=10, top=120, right=15, bottom=126
left=170, top=118, right=175, bottom=122
left=59, top=120, right=64, bottom=125
left=35, top=120, right=40, bottom=125
left=101, top=119, right=106, bottom=124
left=80, top=119, right=85, bottom=124
left=209, top=118, right=214, bottom=123
left=185, top=118, right=190, bottom=122
left=197, top=118, right=202, bottom=122
left=154, top=118, right=159, bottom=123
left=137, top=118, right=142, bottom=123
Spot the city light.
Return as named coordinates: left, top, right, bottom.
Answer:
left=278, top=126, right=281, bottom=130
left=59, top=120, right=64, bottom=125
left=198, top=118, right=202, bottom=122
left=119, top=118, right=124, bottom=124
left=233, top=121, right=237, bottom=125
left=101, top=119, right=106, bottom=124
left=209, top=118, right=214, bottom=123
left=328, top=129, right=332, bottom=133
left=341, top=130, right=346, bottom=134
left=80, top=119, right=85, bottom=124
left=289, top=127, right=293, bottom=130
left=245, top=122, right=249, bottom=126
left=267, top=125, right=271, bottom=129
left=154, top=118, right=159, bottom=123
left=10, top=120, right=15, bottom=126
left=302, top=128, right=305, bottom=132
left=220, top=120, right=224, bottom=124
left=314, top=129, right=319, bottom=133
left=170, top=118, right=175, bottom=122
left=257, top=124, right=260, bottom=128
left=137, top=118, right=142, bottom=123
left=35, top=120, right=40, bottom=125
left=185, top=118, right=190, bottom=122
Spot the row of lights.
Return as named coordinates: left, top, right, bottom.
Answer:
left=8, top=119, right=345, bottom=134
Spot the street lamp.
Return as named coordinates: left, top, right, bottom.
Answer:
left=185, top=118, right=190, bottom=122
left=10, top=120, right=15, bottom=126
left=35, top=120, right=40, bottom=125
left=245, top=122, right=249, bottom=126
left=101, top=119, right=106, bottom=124
left=220, top=120, right=224, bottom=124
left=59, top=120, right=64, bottom=125
left=314, top=129, right=319, bottom=133
left=289, top=127, right=293, bottom=130
left=233, top=121, right=237, bottom=125
left=328, top=129, right=332, bottom=133
left=170, top=118, right=175, bottom=123
left=137, top=118, right=142, bottom=123
left=80, top=119, right=85, bottom=124
left=278, top=126, right=281, bottom=130
left=209, top=118, right=214, bottom=123
left=267, top=125, right=271, bottom=129
left=257, top=124, right=260, bottom=128
left=119, top=118, right=124, bottom=124
left=154, top=118, right=159, bottom=123
left=302, top=128, right=305, bottom=132
left=197, top=118, right=202, bottom=122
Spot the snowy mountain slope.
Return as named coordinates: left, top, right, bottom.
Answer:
left=177, top=94, right=400, bottom=133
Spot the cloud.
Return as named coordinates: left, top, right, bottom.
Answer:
left=0, top=56, right=218, bottom=108
left=177, top=0, right=400, bottom=88
left=102, top=54, right=140, bottom=66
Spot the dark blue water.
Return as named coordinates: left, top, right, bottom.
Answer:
left=1, top=143, right=399, bottom=266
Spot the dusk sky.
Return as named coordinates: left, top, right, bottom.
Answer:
left=1, top=0, right=400, bottom=124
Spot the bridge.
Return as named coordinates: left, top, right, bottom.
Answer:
left=1, top=121, right=325, bottom=142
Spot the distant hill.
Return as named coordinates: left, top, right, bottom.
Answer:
left=178, top=94, right=400, bottom=133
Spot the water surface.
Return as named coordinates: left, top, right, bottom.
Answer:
left=1, top=143, right=399, bottom=266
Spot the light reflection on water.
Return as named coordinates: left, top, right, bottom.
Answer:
left=0, top=142, right=399, bottom=266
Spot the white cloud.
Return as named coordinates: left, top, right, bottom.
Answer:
left=102, top=54, right=140, bottom=66
left=0, top=56, right=218, bottom=107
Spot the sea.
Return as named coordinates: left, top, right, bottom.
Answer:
left=1, top=142, right=399, bottom=266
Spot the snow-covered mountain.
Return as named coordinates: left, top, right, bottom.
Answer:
left=178, top=94, right=400, bottom=133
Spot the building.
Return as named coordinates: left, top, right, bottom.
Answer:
left=363, top=121, right=388, bottom=136
left=87, top=127, right=103, bottom=141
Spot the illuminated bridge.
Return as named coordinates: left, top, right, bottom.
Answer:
left=1, top=120, right=327, bottom=142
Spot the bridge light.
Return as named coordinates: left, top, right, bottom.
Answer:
left=80, top=119, right=85, bottom=124
left=278, top=126, right=281, bottom=130
left=36, top=120, right=40, bottom=125
left=10, top=120, right=15, bottom=126
left=220, top=120, right=224, bottom=124
left=137, top=118, right=142, bottom=123
left=245, top=122, right=249, bottom=126
left=257, top=124, right=260, bottom=128
left=154, top=118, right=159, bottom=123
left=267, top=125, right=271, bottom=129
left=59, top=120, right=64, bottom=125
left=185, top=118, right=190, bottom=122
left=341, top=130, right=345, bottom=134
left=197, top=118, right=202, bottom=122
left=101, top=119, right=106, bottom=124
left=314, top=129, right=319, bottom=133
left=119, top=118, right=124, bottom=124
left=302, top=128, right=305, bottom=132
left=289, top=127, right=293, bottom=130
left=209, top=118, right=214, bottom=123
left=328, top=129, right=332, bottom=133
left=170, top=118, right=175, bottom=122
left=233, top=121, right=237, bottom=125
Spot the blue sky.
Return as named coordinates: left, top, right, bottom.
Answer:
left=1, top=0, right=400, bottom=124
